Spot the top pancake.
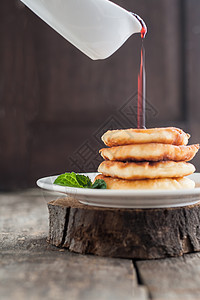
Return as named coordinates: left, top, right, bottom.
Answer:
left=101, top=127, right=190, bottom=146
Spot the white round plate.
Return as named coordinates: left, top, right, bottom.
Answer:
left=36, top=172, right=200, bottom=209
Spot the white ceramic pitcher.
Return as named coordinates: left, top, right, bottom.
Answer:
left=20, top=0, right=146, bottom=60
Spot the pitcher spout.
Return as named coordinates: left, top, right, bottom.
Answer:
left=20, top=0, right=147, bottom=60
left=131, top=13, right=147, bottom=39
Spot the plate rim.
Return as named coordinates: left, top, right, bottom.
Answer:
left=36, top=172, right=200, bottom=196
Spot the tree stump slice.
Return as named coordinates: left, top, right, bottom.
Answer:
left=47, top=197, right=200, bottom=259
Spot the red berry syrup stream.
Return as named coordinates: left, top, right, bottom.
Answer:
left=138, top=41, right=146, bottom=129
left=132, top=14, right=147, bottom=129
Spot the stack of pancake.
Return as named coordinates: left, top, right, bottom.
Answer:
left=95, top=127, right=199, bottom=190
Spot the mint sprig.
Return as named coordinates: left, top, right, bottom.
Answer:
left=54, top=172, right=106, bottom=189
left=91, top=179, right=107, bottom=189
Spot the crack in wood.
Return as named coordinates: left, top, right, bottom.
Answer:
left=132, top=260, right=152, bottom=300
left=182, top=207, right=199, bottom=252
left=60, top=207, right=71, bottom=247
left=181, top=235, right=194, bottom=253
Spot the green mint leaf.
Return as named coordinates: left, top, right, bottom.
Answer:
left=76, top=174, right=92, bottom=188
left=54, top=172, right=107, bottom=189
left=92, top=179, right=107, bottom=189
left=54, top=172, right=85, bottom=188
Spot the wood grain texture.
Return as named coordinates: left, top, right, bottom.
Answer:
left=1, top=248, right=147, bottom=300
left=48, top=197, right=200, bottom=259
left=2, top=188, right=200, bottom=299
left=0, top=189, right=148, bottom=300
left=136, top=253, right=200, bottom=300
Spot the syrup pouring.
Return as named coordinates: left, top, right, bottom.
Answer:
left=132, top=13, right=147, bottom=129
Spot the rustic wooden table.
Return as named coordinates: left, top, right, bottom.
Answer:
left=1, top=189, right=200, bottom=300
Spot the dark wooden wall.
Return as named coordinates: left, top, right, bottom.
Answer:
left=0, top=0, right=200, bottom=189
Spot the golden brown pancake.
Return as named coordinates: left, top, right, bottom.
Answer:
left=99, top=143, right=199, bottom=162
left=101, top=127, right=190, bottom=147
left=98, top=161, right=195, bottom=180
left=95, top=174, right=195, bottom=190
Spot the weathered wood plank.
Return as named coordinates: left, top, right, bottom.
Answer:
left=1, top=248, right=148, bottom=300
left=0, top=190, right=148, bottom=300
left=136, top=253, right=200, bottom=300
